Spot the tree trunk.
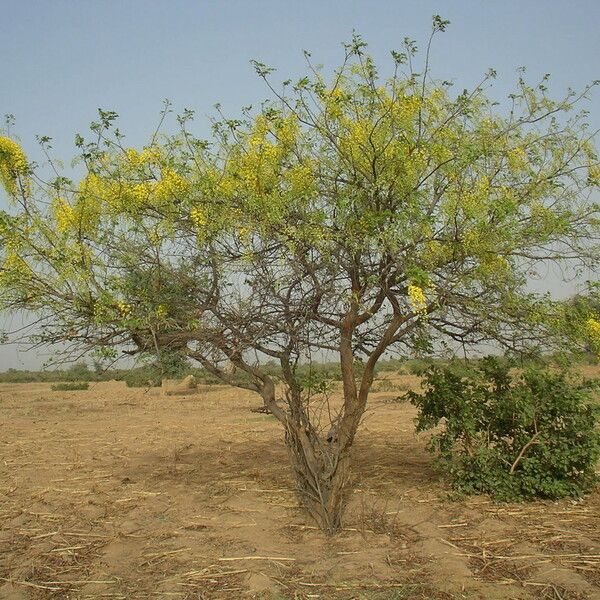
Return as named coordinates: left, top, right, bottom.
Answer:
left=284, top=421, right=351, bottom=534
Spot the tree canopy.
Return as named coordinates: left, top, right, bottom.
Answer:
left=1, top=23, right=599, bottom=531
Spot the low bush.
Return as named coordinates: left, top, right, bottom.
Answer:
left=405, top=359, right=434, bottom=376
left=51, top=382, right=90, bottom=391
left=407, top=358, right=600, bottom=501
left=124, top=370, right=161, bottom=388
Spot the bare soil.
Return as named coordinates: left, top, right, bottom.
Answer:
left=1, top=371, right=599, bottom=600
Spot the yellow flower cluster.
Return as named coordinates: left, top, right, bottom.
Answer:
left=78, top=163, right=190, bottom=214
left=79, top=173, right=122, bottom=209
left=284, top=163, right=314, bottom=196
left=588, top=165, right=600, bottom=186
left=155, top=169, right=189, bottom=202
left=507, top=146, right=527, bottom=170
left=190, top=206, right=207, bottom=229
left=125, top=147, right=162, bottom=168
left=586, top=318, right=600, bottom=355
left=0, top=250, right=31, bottom=288
left=276, top=115, right=299, bottom=148
left=461, top=177, right=490, bottom=219
left=408, top=283, right=428, bottom=315
left=52, top=197, right=76, bottom=233
left=384, top=94, right=421, bottom=122
left=218, top=114, right=302, bottom=200
left=2, top=250, right=26, bottom=273
left=238, top=144, right=281, bottom=193
left=402, top=147, right=428, bottom=185
left=217, top=177, right=236, bottom=197
left=324, top=88, right=346, bottom=119
left=0, top=136, right=29, bottom=196
left=116, top=300, right=132, bottom=316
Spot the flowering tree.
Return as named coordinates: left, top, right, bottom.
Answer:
left=1, top=21, right=599, bottom=532
left=564, top=282, right=600, bottom=357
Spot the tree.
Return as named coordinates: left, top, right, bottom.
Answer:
left=1, top=19, right=599, bottom=532
left=563, top=281, right=600, bottom=358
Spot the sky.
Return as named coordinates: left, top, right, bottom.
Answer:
left=0, top=0, right=599, bottom=369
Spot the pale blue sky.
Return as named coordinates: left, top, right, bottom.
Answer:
left=1, top=0, right=599, bottom=369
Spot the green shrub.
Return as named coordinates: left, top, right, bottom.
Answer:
left=407, top=358, right=600, bottom=501
left=124, top=370, right=161, bottom=388
left=51, top=382, right=89, bottom=391
left=405, top=358, right=434, bottom=376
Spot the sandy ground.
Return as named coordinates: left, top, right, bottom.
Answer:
left=1, top=373, right=599, bottom=600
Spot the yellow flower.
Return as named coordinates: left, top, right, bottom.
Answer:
left=3, top=250, right=27, bottom=275
left=116, top=300, right=132, bottom=316
left=217, top=177, right=236, bottom=197
left=190, top=206, right=207, bottom=229
left=276, top=115, right=299, bottom=147
left=507, top=146, right=527, bottom=170
left=586, top=318, right=600, bottom=355
left=126, top=146, right=161, bottom=168
left=408, top=283, right=428, bottom=315
left=125, top=148, right=142, bottom=167
left=52, top=197, right=76, bottom=233
left=155, top=169, right=189, bottom=202
left=285, top=163, right=314, bottom=195
left=324, top=88, right=346, bottom=119
left=0, top=136, right=29, bottom=196
left=239, top=226, right=251, bottom=243
left=587, top=165, right=600, bottom=186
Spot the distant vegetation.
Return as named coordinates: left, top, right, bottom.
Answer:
left=50, top=381, right=90, bottom=391
left=1, top=352, right=596, bottom=386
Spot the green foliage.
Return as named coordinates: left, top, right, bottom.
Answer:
left=562, top=281, right=600, bottom=360
left=297, top=368, right=337, bottom=396
left=0, top=363, right=99, bottom=383
left=1, top=29, right=598, bottom=375
left=51, top=381, right=89, bottom=391
left=65, top=362, right=92, bottom=381
left=124, top=368, right=162, bottom=388
left=122, top=353, right=195, bottom=387
left=190, top=368, right=223, bottom=385
left=405, top=359, right=435, bottom=376
left=407, top=358, right=600, bottom=501
left=154, top=350, right=190, bottom=379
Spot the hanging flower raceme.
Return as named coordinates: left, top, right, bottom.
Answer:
left=52, top=197, right=76, bottom=233
left=190, top=206, right=206, bottom=227
left=586, top=318, right=600, bottom=356
left=408, top=283, right=428, bottom=316
left=0, top=137, right=29, bottom=197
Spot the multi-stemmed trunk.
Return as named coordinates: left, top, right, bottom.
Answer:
left=256, top=324, right=380, bottom=533
left=261, top=361, right=372, bottom=533
left=284, top=421, right=352, bottom=534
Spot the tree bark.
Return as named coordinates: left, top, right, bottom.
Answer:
left=284, top=421, right=351, bottom=534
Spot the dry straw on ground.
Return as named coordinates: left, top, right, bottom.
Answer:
left=0, top=374, right=599, bottom=599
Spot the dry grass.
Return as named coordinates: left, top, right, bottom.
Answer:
left=1, top=369, right=599, bottom=599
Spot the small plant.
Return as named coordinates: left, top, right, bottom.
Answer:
left=357, top=498, right=400, bottom=538
left=407, top=358, right=600, bottom=501
left=51, top=381, right=89, bottom=391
